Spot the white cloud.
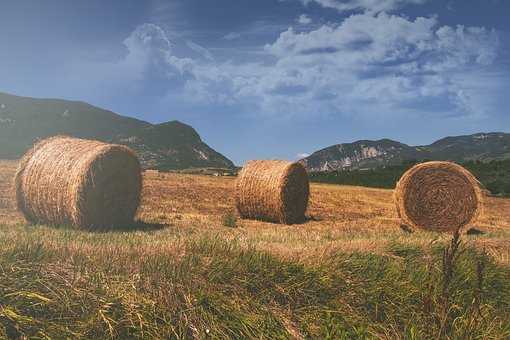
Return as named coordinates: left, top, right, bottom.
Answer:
left=63, top=18, right=500, bottom=121
left=123, top=23, right=195, bottom=77
left=257, top=12, right=499, bottom=116
left=185, top=40, right=214, bottom=61
left=297, top=14, right=313, bottom=25
left=56, top=23, right=197, bottom=104
left=297, top=152, right=310, bottom=158
left=267, top=13, right=499, bottom=70
left=297, top=0, right=427, bottom=13
left=223, top=32, right=242, bottom=40
left=147, top=17, right=498, bottom=118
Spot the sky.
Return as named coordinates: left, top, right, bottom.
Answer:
left=1, top=0, right=509, bottom=165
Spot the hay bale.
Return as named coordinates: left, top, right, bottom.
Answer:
left=394, top=161, right=483, bottom=233
left=15, top=136, right=142, bottom=230
left=235, top=160, right=309, bottom=224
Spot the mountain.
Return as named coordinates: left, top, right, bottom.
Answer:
left=0, top=92, right=234, bottom=170
left=300, top=133, right=510, bottom=172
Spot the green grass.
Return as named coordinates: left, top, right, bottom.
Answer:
left=1, top=225, right=509, bottom=339
left=309, top=159, right=510, bottom=197
left=221, top=212, right=238, bottom=228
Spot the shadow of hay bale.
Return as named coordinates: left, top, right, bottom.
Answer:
left=399, top=224, right=414, bottom=233
left=466, top=227, right=486, bottom=236
left=90, top=220, right=169, bottom=233
left=306, top=214, right=323, bottom=222
left=23, top=220, right=169, bottom=233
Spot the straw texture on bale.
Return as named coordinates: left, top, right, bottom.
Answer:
left=15, top=136, right=142, bottom=230
left=394, top=161, right=483, bottom=233
left=235, top=160, right=309, bottom=224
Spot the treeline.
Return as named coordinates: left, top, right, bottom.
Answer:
left=309, top=159, right=510, bottom=197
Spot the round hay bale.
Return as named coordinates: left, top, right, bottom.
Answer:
left=235, top=160, right=309, bottom=224
left=15, top=136, right=142, bottom=230
left=394, top=161, right=483, bottom=233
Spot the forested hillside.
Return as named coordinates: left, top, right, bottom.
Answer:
left=309, top=160, right=510, bottom=197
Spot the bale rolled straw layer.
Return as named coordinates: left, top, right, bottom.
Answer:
left=15, top=136, right=142, bottom=230
left=394, top=161, right=483, bottom=233
left=235, top=160, right=309, bottom=224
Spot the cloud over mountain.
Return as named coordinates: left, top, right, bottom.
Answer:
left=295, top=0, right=428, bottom=13
left=263, top=12, right=499, bottom=116
left=47, top=6, right=501, bottom=142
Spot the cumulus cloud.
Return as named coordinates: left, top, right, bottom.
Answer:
left=69, top=17, right=500, bottom=120
left=259, top=12, right=499, bottom=116
left=297, top=0, right=428, bottom=13
left=297, top=14, right=313, bottom=24
left=123, top=23, right=195, bottom=78
left=266, top=13, right=498, bottom=69
left=185, top=40, right=214, bottom=61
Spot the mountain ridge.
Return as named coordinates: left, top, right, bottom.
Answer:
left=0, top=92, right=234, bottom=170
left=300, top=132, right=510, bottom=172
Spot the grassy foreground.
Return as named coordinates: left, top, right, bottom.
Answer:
left=1, top=160, right=510, bottom=339
left=1, top=224, right=509, bottom=339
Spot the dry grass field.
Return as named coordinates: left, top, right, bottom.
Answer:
left=1, top=159, right=509, bottom=339
left=3, top=159, right=510, bottom=263
left=142, top=169, right=510, bottom=264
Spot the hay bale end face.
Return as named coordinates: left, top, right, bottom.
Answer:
left=15, top=136, right=142, bottom=230
left=394, top=161, right=482, bottom=233
left=235, top=160, right=310, bottom=224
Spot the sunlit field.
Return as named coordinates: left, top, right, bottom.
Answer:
left=1, top=160, right=509, bottom=339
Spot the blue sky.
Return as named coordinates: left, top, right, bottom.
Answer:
left=1, top=0, right=509, bottom=165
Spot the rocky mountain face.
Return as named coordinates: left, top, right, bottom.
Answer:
left=300, top=133, right=510, bottom=172
left=0, top=92, right=234, bottom=170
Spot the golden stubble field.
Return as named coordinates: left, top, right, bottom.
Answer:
left=1, top=159, right=509, bottom=265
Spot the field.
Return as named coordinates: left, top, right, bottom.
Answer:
left=1, top=159, right=509, bottom=339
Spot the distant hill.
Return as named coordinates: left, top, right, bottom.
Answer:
left=0, top=92, right=234, bottom=170
left=300, top=133, right=510, bottom=172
